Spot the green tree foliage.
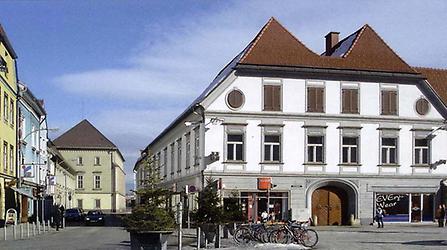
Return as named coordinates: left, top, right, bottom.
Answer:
left=124, top=156, right=175, bottom=231
left=192, top=178, right=224, bottom=224
left=223, top=191, right=245, bottom=222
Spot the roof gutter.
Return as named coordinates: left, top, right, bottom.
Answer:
left=235, top=64, right=424, bottom=83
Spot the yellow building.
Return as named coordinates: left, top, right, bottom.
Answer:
left=0, top=24, right=18, bottom=223
left=53, top=120, right=126, bottom=212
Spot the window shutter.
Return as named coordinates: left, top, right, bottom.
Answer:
left=307, top=87, right=314, bottom=112
left=316, top=87, right=324, bottom=112
left=390, top=91, right=397, bottom=114
left=381, top=91, right=388, bottom=115
left=273, top=85, right=281, bottom=111
left=264, top=85, right=272, bottom=111
left=351, top=89, right=358, bottom=113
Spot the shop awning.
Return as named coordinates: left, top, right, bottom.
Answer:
left=10, top=187, right=36, bottom=200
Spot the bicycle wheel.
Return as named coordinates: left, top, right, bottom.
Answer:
left=270, top=229, right=290, bottom=244
left=233, top=227, right=251, bottom=245
left=299, top=229, right=319, bottom=248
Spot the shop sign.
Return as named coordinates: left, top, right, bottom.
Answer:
left=23, top=165, right=34, bottom=178
left=48, top=175, right=56, bottom=186
left=258, top=177, right=272, bottom=190
left=5, top=208, right=17, bottom=226
left=376, top=193, right=406, bottom=209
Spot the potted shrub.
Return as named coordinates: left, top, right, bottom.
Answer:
left=124, top=156, right=175, bottom=250
left=192, top=178, right=224, bottom=244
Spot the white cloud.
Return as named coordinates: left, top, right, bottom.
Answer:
left=51, top=0, right=447, bottom=190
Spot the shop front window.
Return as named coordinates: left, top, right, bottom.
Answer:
left=375, top=193, right=434, bottom=222
left=235, top=192, right=288, bottom=223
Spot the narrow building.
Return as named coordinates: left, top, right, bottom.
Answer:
left=0, top=24, right=18, bottom=224
left=136, top=18, right=447, bottom=225
left=53, top=119, right=126, bottom=212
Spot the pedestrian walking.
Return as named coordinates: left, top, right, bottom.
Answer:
left=437, top=204, right=446, bottom=227
left=58, top=205, right=65, bottom=229
left=375, top=207, right=384, bottom=228
left=54, top=204, right=61, bottom=231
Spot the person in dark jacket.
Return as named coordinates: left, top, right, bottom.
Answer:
left=437, top=204, right=446, bottom=227
left=54, top=204, right=61, bottom=231
left=58, top=205, right=65, bottom=228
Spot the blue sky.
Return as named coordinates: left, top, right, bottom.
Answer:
left=1, top=0, right=446, bottom=191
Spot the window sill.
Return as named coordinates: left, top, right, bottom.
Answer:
left=304, top=162, right=327, bottom=165
left=94, top=164, right=101, bottom=166
left=377, top=164, right=400, bottom=167
left=260, top=161, right=284, bottom=165
left=306, top=110, right=325, bottom=114
left=341, top=112, right=360, bottom=115
left=338, top=163, right=362, bottom=166
left=92, top=188, right=102, bottom=191
left=411, top=164, right=430, bottom=168
left=380, top=113, right=398, bottom=116
left=223, top=161, right=247, bottom=164
left=262, top=109, right=282, bottom=112
left=76, top=188, right=85, bottom=191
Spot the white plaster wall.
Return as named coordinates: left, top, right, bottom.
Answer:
left=282, top=121, right=303, bottom=172
left=399, top=84, right=442, bottom=119
left=283, top=79, right=306, bottom=113
left=204, top=121, right=224, bottom=171
left=325, top=122, right=340, bottom=173
left=359, top=124, right=379, bottom=174
left=325, top=81, right=340, bottom=115
left=398, top=125, right=413, bottom=174
left=245, top=120, right=261, bottom=172
left=360, top=82, right=380, bottom=116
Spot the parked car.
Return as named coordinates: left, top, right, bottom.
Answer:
left=64, top=208, right=85, bottom=221
left=85, top=210, right=105, bottom=226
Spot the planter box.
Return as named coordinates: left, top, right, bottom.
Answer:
left=128, top=230, right=173, bottom=250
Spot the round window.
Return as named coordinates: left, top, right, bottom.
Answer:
left=226, top=89, right=245, bottom=109
left=415, top=98, right=430, bottom=115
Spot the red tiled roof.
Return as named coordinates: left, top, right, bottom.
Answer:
left=414, top=67, right=447, bottom=106
left=239, top=18, right=416, bottom=74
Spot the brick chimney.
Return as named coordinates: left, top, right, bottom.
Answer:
left=325, top=31, right=340, bottom=55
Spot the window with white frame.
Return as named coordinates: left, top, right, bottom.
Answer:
left=177, top=139, right=182, bottom=174
left=185, top=133, right=191, bottom=169
left=227, top=134, right=244, bottom=161
left=3, top=141, right=7, bottom=172
left=263, top=128, right=281, bottom=162
left=94, top=175, right=101, bottom=189
left=307, top=136, right=324, bottom=163
left=94, top=156, right=100, bottom=165
left=170, top=143, right=175, bottom=175
left=9, top=145, right=13, bottom=172
left=9, top=99, right=13, bottom=126
left=414, top=138, right=429, bottom=165
left=77, top=156, right=83, bottom=166
left=163, top=147, right=168, bottom=177
left=77, top=175, right=84, bottom=189
left=194, top=127, right=200, bottom=166
left=3, top=93, right=8, bottom=122
left=381, top=137, right=398, bottom=164
left=341, top=137, right=358, bottom=164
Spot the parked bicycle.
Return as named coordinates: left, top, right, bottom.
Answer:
left=270, top=220, right=319, bottom=248
left=233, top=223, right=281, bottom=245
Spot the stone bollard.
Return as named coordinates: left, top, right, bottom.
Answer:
left=33, top=222, right=36, bottom=236
left=3, top=225, right=6, bottom=240
left=13, top=224, right=16, bottom=240
left=196, top=227, right=201, bottom=250
left=47, top=221, right=50, bottom=232
left=37, top=222, right=40, bottom=234
left=20, top=223, right=23, bottom=239
left=27, top=222, right=30, bottom=238
left=43, top=221, right=46, bottom=233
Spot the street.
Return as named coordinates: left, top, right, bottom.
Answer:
left=1, top=224, right=447, bottom=250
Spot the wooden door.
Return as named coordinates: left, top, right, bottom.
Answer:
left=312, top=187, right=343, bottom=225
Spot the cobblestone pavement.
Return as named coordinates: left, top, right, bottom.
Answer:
left=1, top=224, right=447, bottom=250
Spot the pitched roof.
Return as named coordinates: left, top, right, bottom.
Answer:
left=239, top=18, right=416, bottom=74
left=53, top=119, right=117, bottom=149
left=414, top=67, right=447, bottom=106
left=0, top=24, right=17, bottom=59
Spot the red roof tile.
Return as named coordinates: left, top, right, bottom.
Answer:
left=414, top=67, right=447, bottom=106
left=239, top=18, right=416, bottom=74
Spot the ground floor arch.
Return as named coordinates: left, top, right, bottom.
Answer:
left=308, top=179, right=358, bottom=226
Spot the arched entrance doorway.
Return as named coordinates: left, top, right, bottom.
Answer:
left=308, top=179, right=358, bottom=226
left=312, top=186, right=348, bottom=225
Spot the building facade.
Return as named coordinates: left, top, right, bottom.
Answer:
left=0, top=24, right=18, bottom=224
left=53, top=120, right=126, bottom=212
left=136, top=18, right=447, bottom=225
left=17, top=81, right=49, bottom=222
